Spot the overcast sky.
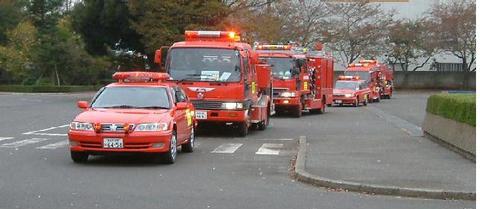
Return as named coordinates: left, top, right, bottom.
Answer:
left=374, top=0, right=441, bottom=19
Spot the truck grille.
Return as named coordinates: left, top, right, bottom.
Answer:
left=191, top=100, right=223, bottom=110
left=273, top=88, right=288, bottom=98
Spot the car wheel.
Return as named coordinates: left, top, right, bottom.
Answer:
left=182, top=128, right=195, bottom=153
left=71, top=151, right=88, bottom=163
left=162, top=130, right=177, bottom=164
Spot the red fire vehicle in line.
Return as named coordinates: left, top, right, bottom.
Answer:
left=68, top=72, right=196, bottom=164
left=155, top=31, right=273, bottom=136
left=344, top=60, right=394, bottom=102
left=333, top=76, right=371, bottom=107
left=255, top=44, right=334, bottom=117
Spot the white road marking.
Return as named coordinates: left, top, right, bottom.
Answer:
left=23, top=124, right=69, bottom=135
left=256, top=138, right=293, bottom=141
left=0, top=137, right=14, bottom=142
left=211, top=143, right=243, bottom=154
left=255, top=143, right=283, bottom=155
left=0, top=138, right=49, bottom=148
left=36, top=140, right=69, bottom=150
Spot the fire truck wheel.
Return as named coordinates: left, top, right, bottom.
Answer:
left=363, top=98, right=368, bottom=106
left=386, top=94, right=391, bottom=99
left=238, top=122, right=249, bottom=137
left=257, top=108, right=270, bottom=131
left=293, top=105, right=302, bottom=118
left=71, top=151, right=89, bottom=163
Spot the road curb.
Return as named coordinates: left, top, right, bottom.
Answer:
left=293, top=136, right=475, bottom=201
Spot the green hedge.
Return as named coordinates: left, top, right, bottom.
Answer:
left=426, top=94, right=476, bottom=126
left=0, top=85, right=100, bottom=93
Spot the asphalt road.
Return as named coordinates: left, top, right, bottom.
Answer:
left=0, top=91, right=475, bottom=209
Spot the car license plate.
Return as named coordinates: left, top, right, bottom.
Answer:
left=195, top=111, right=207, bottom=120
left=103, top=138, right=123, bottom=149
left=335, top=100, right=343, bottom=104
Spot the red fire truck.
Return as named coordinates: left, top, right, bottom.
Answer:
left=255, top=45, right=333, bottom=117
left=344, top=60, right=393, bottom=102
left=154, top=31, right=273, bottom=136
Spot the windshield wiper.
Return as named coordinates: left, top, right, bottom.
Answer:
left=137, top=106, right=170, bottom=109
left=100, top=105, right=137, bottom=109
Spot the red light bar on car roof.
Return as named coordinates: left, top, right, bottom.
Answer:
left=112, top=72, right=170, bottom=83
left=338, top=75, right=360, bottom=80
left=256, top=45, right=292, bottom=50
left=185, top=31, right=240, bottom=42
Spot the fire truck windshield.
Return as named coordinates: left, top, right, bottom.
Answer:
left=262, top=57, right=296, bottom=79
left=335, top=81, right=360, bottom=90
left=345, top=71, right=371, bottom=81
left=167, top=48, right=241, bottom=82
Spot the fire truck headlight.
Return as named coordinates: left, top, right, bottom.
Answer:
left=222, top=102, right=243, bottom=110
left=345, top=94, right=353, bottom=98
left=280, top=92, right=296, bottom=98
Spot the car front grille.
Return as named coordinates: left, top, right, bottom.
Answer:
left=101, top=123, right=126, bottom=132
left=191, top=100, right=223, bottom=110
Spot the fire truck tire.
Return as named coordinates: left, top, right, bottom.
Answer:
left=363, top=98, right=368, bottom=106
left=238, top=122, right=249, bottom=137
left=293, top=105, right=302, bottom=118
left=257, top=107, right=270, bottom=130
left=386, top=94, right=391, bottom=99
left=71, top=151, right=88, bottom=163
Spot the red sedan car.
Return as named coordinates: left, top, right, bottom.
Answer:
left=333, top=76, right=371, bottom=107
left=68, top=72, right=196, bottom=164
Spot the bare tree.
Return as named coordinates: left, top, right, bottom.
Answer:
left=386, top=19, right=435, bottom=72
left=427, top=0, right=476, bottom=72
left=321, top=0, right=394, bottom=66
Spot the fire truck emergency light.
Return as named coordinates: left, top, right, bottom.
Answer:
left=112, top=72, right=170, bottom=83
left=338, top=75, right=360, bottom=80
left=256, top=45, right=292, bottom=50
left=185, top=31, right=240, bottom=42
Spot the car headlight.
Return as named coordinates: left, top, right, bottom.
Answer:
left=134, top=123, right=169, bottom=132
left=280, top=92, right=296, bottom=98
left=70, top=122, right=93, bottom=131
left=345, top=94, right=353, bottom=98
left=221, top=102, right=243, bottom=110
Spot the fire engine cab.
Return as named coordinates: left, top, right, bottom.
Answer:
left=68, top=72, right=196, bottom=164
left=255, top=44, right=334, bottom=117
left=155, top=31, right=273, bottom=136
left=333, top=75, right=371, bottom=106
left=344, top=60, right=393, bottom=102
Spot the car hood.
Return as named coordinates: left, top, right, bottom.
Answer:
left=73, top=108, right=171, bottom=124
left=334, top=89, right=355, bottom=95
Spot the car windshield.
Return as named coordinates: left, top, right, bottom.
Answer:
left=91, top=87, right=171, bottom=109
left=335, top=81, right=359, bottom=90
left=345, top=71, right=371, bottom=81
left=167, top=48, right=241, bottom=82
left=262, top=57, right=296, bottom=79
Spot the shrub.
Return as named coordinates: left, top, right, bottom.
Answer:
left=426, top=93, right=476, bottom=126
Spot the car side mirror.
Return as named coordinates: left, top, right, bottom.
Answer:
left=77, top=101, right=89, bottom=109
left=176, top=102, right=189, bottom=110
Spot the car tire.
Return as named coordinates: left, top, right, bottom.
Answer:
left=181, top=128, right=195, bottom=153
left=161, top=130, right=177, bottom=164
left=238, top=122, right=249, bottom=137
left=71, top=151, right=88, bottom=163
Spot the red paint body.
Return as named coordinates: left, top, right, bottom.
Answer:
left=156, top=31, right=272, bottom=136
left=344, top=60, right=394, bottom=102
left=68, top=72, right=196, bottom=156
left=256, top=46, right=334, bottom=116
left=333, top=77, right=371, bottom=106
